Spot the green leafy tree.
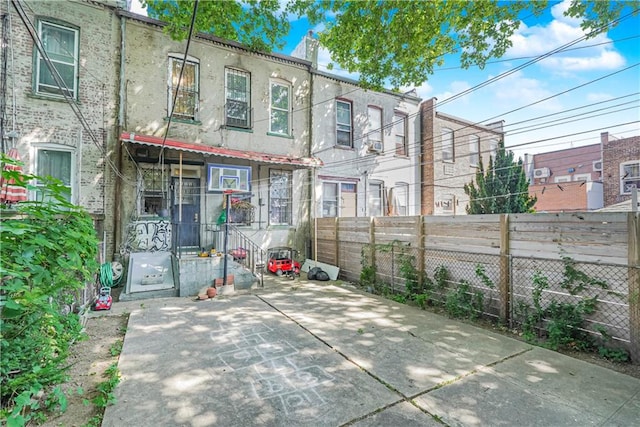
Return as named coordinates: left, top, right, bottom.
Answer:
left=1, top=153, right=99, bottom=425
left=464, top=141, right=536, bottom=214
left=144, top=0, right=637, bottom=89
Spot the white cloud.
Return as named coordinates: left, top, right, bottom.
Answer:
left=506, top=0, right=625, bottom=73
left=586, top=92, right=614, bottom=102
left=491, top=71, right=561, bottom=112
left=130, top=0, right=147, bottom=16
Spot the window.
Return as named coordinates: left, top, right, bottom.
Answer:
left=269, top=170, right=292, bottom=225
left=270, top=81, right=290, bottom=135
left=394, top=183, right=409, bottom=216
left=34, top=147, right=74, bottom=203
left=470, top=135, right=480, bottom=166
left=621, top=161, right=640, bottom=195
left=394, top=113, right=407, bottom=156
left=573, top=173, right=591, bottom=182
left=368, top=181, right=383, bottom=217
left=322, top=182, right=338, bottom=217
left=442, top=128, right=454, bottom=161
left=139, top=165, right=169, bottom=215
left=336, top=100, right=352, bottom=147
left=225, top=68, right=251, bottom=128
left=554, top=175, right=571, bottom=183
left=207, top=164, right=251, bottom=192
left=35, top=20, right=79, bottom=98
left=367, top=106, right=383, bottom=152
left=168, top=55, right=199, bottom=120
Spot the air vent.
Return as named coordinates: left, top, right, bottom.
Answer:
left=534, top=167, right=550, bottom=178
left=593, top=160, right=602, bottom=172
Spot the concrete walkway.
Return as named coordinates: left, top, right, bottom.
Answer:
left=100, top=278, right=640, bottom=427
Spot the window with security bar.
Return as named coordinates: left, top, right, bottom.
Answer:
left=168, top=55, right=199, bottom=120
left=35, top=20, right=79, bottom=99
left=139, top=165, right=169, bottom=216
left=269, top=170, right=292, bottom=225
left=226, top=68, right=251, bottom=128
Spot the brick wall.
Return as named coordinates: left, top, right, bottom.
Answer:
left=602, top=132, right=640, bottom=207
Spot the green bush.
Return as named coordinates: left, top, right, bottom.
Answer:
left=1, top=156, right=99, bottom=426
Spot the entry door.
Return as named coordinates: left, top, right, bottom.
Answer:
left=172, top=177, right=200, bottom=248
left=341, top=183, right=357, bottom=217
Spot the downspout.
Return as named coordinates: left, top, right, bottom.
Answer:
left=114, top=13, right=126, bottom=259
left=307, top=67, right=315, bottom=261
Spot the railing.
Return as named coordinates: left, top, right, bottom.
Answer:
left=172, top=222, right=266, bottom=286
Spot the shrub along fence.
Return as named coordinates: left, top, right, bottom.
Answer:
left=314, top=212, right=640, bottom=363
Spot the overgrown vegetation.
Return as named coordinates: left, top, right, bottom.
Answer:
left=83, top=363, right=121, bottom=427
left=359, top=245, right=629, bottom=363
left=0, top=155, right=99, bottom=426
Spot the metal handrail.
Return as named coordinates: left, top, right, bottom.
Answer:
left=226, top=224, right=266, bottom=287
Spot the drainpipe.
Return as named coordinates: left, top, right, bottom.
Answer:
left=113, top=14, right=126, bottom=259
left=308, top=65, right=315, bottom=261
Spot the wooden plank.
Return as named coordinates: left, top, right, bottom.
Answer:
left=629, top=212, right=640, bottom=362
left=500, top=214, right=510, bottom=323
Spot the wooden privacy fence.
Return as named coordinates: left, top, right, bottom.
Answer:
left=313, top=212, right=640, bottom=362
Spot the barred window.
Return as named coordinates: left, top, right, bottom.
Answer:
left=168, top=55, right=199, bottom=120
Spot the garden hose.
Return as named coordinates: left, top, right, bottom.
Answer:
left=99, top=262, right=123, bottom=288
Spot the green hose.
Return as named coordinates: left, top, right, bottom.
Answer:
left=99, top=262, right=121, bottom=288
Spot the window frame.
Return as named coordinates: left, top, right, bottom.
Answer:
left=367, top=106, right=383, bottom=152
left=269, top=169, right=293, bottom=226
left=442, top=128, right=454, bottom=162
left=394, top=112, right=408, bottom=156
left=167, top=54, right=200, bottom=121
left=225, top=67, right=251, bottom=128
left=138, top=164, right=170, bottom=216
left=336, top=99, right=353, bottom=147
left=620, top=160, right=640, bottom=195
left=32, top=144, right=76, bottom=204
left=368, top=181, right=383, bottom=217
left=489, top=139, right=499, bottom=160
left=34, top=19, right=79, bottom=99
left=393, top=182, right=409, bottom=216
left=269, top=80, right=291, bottom=136
left=469, top=135, right=480, bottom=166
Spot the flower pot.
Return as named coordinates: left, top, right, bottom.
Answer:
left=206, top=287, right=217, bottom=298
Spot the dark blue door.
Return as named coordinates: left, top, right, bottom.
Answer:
left=172, top=177, right=200, bottom=248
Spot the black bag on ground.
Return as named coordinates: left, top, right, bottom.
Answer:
left=315, top=270, right=330, bottom=281
left=307, top=267, right=322, bottom=280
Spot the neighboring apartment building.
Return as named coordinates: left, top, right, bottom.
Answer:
left=2, top=0, right=121, bottom=257
left=310, top=71, right=421, bottom=218
left=420, top=97, right=504, bottom=215
left=527, top=143, right=603, bottom=212
left=117, top=11, right=320, bottom=254
left=601, top=131, right=640, bottom=207
left=293, top=33, right=422, bottom=219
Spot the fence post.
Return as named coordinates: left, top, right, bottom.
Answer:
left=499, top=214, right=510, bottom=324
left=629, top=212, right=640, bottom=363
left=370, top=217, right=376, bottom=272
left=334, top=217, right=340, bottom=267
left=417, top=216, right=425, bottom=289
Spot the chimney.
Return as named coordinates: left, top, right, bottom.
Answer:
left=291, top=31, right=319, bottom=69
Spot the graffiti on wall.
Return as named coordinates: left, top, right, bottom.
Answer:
left=122, top=219, right=172, bottom=254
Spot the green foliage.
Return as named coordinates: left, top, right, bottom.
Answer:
left=399, top=253, right=420, bottom=296
left=110, top=340, right=124, bottom=357
left=434, top=265, right=449, bottom=290
left=559, top=255, right=609, bottom=295
left=1, top=158, right=99, bottom=425
left=464, top=140, right=536, bottom=214
left=475, top=264, right=495, bottom=289
left=144, top=1, right=636, bottom=90
left=92, top=363, right=120, bottom=408
left=445, top=280, right=484, bottom=320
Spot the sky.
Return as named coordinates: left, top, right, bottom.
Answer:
left=131, top=0, right=640, bottom=160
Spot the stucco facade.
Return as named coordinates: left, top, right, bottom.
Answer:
left=3, top=0, right=121, bottom=258
left=310, top=71, right=421, bottom=218
left=420, top=98, right=504, bottom=215
left=117, top=12, right=317, bottom=255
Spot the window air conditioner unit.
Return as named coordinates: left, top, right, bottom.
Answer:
left=533, top=167, right=550, bottom=178
left=592, top=160, right=602, bottom=171
left=367, top=140, right=383, bottom=153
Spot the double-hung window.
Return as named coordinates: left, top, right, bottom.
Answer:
left=442, top=128, right=454, bottom=161
left=621, top=161, right=640, bottom=195
left=168, top=55, right=199, bottom=120
left=35, top=20, right=79, bottom=98
left=470, top=135, right=480, bottom=166
left=336, top=100, right=352, bottom=147
left=322, top=183, right=339, bottom=217
left=270, top=81, right=290, bottom=135
left=394, top=183, right=409, bottom=216
left=368, top=181, right=383, bottom=217
left=269, top=170, right=292, bottom=225
left=394, top=113, right=407, bottom=156
left=367, top=106, right=383, bottom=152
left=34, top=146, right=74, bottom=203
left=225, top=68, right=251, bottom=128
